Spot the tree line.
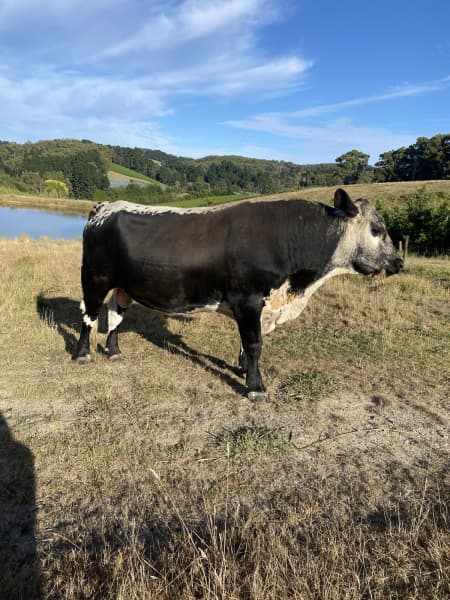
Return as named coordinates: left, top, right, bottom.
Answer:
left=0, top=134, right=449, bottom=200
left=0, top=140, right=109, bottom=199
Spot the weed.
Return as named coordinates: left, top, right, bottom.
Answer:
left=211, top=426, right=291, bottom=457
left=278, top=370, right=335, bottom=401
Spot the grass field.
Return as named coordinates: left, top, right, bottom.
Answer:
left=109, top=163, right=162, bottom=187
left=257, top=179, right=450, bottom=205
left=0, top=235, right=448, bottom=598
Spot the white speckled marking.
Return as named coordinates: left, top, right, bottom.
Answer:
left=80, top=299, right=97, bottom=327
left=83, top=313, right=97, bottom=327
left=86, top=200, right=224, bottom=229
left=107, top=293, right=123, bottom=334
left=261, top=267, right=353, bottom=335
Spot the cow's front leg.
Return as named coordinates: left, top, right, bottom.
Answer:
left=76, top=297, right=102, bottom=363
left=237, top=344, right=248, bottom=376
left=230, top=295, right=267, bottom=400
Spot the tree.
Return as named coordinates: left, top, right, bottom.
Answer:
left=335, top=150, right=370, bottom=184
left=45, top=179, right=69, bottom=198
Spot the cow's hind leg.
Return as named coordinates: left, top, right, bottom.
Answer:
left=230, top=294, right=267, bottom=400
left=106, top=289, right=132, bottom=360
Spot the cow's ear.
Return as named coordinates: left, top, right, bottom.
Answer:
left=334, top=188, right=359, bottom=218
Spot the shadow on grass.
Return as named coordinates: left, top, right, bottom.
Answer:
left=36, top=295, right=247, bottom=396
left=0, top=413, right=41, bottom=599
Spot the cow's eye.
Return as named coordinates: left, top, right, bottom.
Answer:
left=371, top=224, right=383, bottom=237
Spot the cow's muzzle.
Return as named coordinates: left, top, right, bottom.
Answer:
left=385, top=256, right=404, bottom=275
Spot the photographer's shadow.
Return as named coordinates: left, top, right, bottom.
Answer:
left=36, top=295, right=246, bottom=395
left=0, top=413, right=40, bottom=598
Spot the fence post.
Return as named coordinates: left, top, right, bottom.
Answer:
left=404, top=236, right=409, bottom=265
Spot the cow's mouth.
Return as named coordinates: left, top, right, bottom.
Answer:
left=353, top=256, right=404, bottom=276
left=352, top=259, right=381, bottom=276
left=385, top=257, right=404, bottom=275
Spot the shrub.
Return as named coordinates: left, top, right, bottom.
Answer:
left=377, top=189, right=450, bottom=254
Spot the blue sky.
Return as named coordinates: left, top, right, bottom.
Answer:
left=1, top=0, right=449, bottom=164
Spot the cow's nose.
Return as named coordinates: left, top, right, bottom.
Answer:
left=397, top=257, right=404, bottom=271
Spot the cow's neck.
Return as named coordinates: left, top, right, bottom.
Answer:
left=286, top=202, right=346, bottom=283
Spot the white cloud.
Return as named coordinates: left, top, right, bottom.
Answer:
left=99, top=0, right=272, bottom=58
left=224, top=76, right=450, bottom=161
left=0, top=0, right=117, bottom=24
left=206, top=57, right=312, bottom=96
left=0, top=0, right=313, bottom=153
left=0, top=72, right=170, bottom=121
left=226, top=115, right=416, bottom=162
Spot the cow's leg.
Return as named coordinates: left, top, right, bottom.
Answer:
left=238, top=344, right=248, bottom=375
left=75, top=271, right=109, bottom=363
left=230, top=295, right=266, bottom=399
left=106, top=289, right=132, bottom=360
left=75, top=296, right=104, bottom=363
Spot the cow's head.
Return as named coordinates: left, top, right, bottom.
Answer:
left=334, top=188, right=403, bottom=276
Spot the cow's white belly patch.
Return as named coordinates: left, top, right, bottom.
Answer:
left=261, top=267, right=353, bottom=335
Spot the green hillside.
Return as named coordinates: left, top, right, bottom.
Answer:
left=108, top=162, right=162, bottom=187
left=0, top=133, right=449, bottom=202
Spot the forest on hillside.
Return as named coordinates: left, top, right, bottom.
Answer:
left=0, top=133, right=449, bottom=201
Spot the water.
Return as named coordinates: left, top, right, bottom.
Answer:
left=0, top=206, right=87, bottom=240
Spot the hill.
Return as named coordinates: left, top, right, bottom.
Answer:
left=0, top=133, right=449, bottom=201
left=108, top=163, right=163, bottom=189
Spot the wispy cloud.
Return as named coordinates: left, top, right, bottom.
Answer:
left=0, top=0, right=312, bottom=148
left=227, top=114, right=414, bottom=148
left=225, top=76, right=450, bottom=160
left=99, top=0, right=270, bottom=59
left=0, top=0, right=117, bottom=26
left=0, top=1, right=311, bottom=148
left=281, top=77, right=450, bottom=118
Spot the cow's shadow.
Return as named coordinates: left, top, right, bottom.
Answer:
left=0, top=413, right=41, bottom=598
left=36, top=295, right=247, bottom=395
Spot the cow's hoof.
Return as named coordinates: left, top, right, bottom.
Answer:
left=108, top=353, right=122, bottom=362
left=76, top=354, right=91, bottom=365
left=247, top=391, right=269, bottom=402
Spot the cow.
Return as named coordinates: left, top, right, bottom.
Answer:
left=75, top=189, right=403, bottom=400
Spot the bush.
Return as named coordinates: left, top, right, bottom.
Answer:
left=377, top=189, right=450, bottom=255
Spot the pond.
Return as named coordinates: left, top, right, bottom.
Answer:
left=0, top=206, right=87, bottom=240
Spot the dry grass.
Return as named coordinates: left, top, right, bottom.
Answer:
left=259, top=179, right=450, bottom=204
left=0, top=237, right=449, bottom=599
left=0, top=194, right=94, bottom=215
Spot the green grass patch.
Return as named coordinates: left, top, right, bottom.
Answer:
left=109, top=162, right=160, bottom=185
left=211, top=426, right=291, bottom=457
left=278, top=370, right=335, bottom=401
left=406, top=263, right=450, bottom=289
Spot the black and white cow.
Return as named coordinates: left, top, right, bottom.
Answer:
left=75, top=189, right=403, bottom=399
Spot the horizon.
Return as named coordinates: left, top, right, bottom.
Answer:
left=1, top=1, right=449, bottom=165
